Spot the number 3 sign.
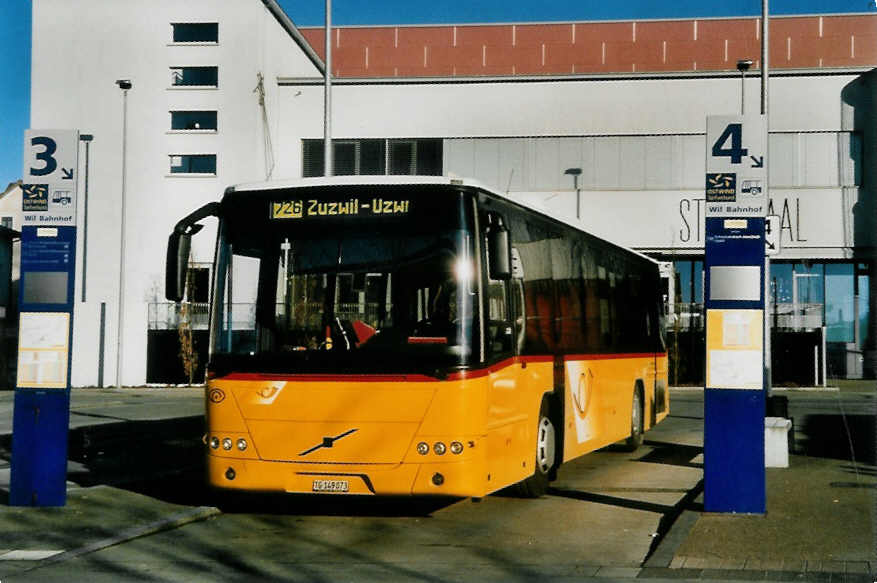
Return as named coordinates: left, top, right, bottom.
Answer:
left=22, top=129, right=79, bottom=226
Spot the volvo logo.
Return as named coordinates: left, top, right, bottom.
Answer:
left=300, top=428, right=359, bottom=456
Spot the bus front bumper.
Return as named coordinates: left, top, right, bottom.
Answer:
left=207, top=454, right=489, bottom=498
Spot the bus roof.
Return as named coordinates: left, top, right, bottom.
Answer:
left=227, top=175, right=658, bottom=266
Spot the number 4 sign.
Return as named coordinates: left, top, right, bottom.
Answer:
left=705, top=115, right=767, bottom=218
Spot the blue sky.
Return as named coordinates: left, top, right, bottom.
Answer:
left=0, top=0, right=873, bottom=188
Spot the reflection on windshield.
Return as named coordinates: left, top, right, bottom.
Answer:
left=214, top=230, right=476, bottom=374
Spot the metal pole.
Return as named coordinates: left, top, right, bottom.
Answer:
left=741, top=69, right=746, bottom=115
left=98, top=301, right=106, bottom=388
left=115, top=81, right=131, bottom=387
left=79, top=135, right=92, bottom=303
left=821, top=325, right=827, bottom=387
left=761, top=0, right=772, bottom=394
left=575, top=175, right=580, bottom=220
left=323, top=0, right=333, bottom=177
left=761, top=0, right=769, bottom=116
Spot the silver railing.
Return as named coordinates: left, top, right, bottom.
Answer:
left=149, top=301, right=387, bottom=331
left=666, top=302, right=825, bottom=332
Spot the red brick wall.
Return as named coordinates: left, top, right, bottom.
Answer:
left=298, top=15, right=876, bottom=78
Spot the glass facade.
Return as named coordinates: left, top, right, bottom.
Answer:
left=660, top=257, right=871, bottom=381
left=302, top=138, right=443, bottom=178
left=667, top=258, right=870, bottom=350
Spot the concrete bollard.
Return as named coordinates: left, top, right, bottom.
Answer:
left=765, top=417, right=792, bottom=468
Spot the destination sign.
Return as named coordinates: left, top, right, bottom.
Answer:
left=271, top=197, right=411, bottom=220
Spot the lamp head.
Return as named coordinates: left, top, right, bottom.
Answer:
left=116, top=79, right=133, bottom=90
left=736, top=60, right=753, bottom=73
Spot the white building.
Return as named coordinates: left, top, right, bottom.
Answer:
left=27, top=0, right=876, bottom=385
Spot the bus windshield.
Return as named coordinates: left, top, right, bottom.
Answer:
left=210, top=188, right=477, bottom=377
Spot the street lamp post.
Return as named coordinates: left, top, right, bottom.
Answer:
left=115, top=79, right=132, bottom=388
left=736, top=59, right=753, bottom=115
left=324, top=0, right=333, bottom=177
left=79, top=133, right=93, bottom=303
left=565, top=168, right=582, bottom=219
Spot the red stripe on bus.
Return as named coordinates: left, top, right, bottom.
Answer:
left=407, top=336, right=448, bottom=344
left=216, top=353, right=665, bottom=384
left=218, top=372, right=441, bottom=383
left=563, top=352, right=667, bottom=361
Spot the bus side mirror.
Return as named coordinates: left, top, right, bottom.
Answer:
left=166, top=231, right=191, bottom=302
left=165, top=201, right=219, bottom=302
left=487, top=218, right=511, bottom=281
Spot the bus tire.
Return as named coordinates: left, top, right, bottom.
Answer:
left=622, top=384, right=645, bottom=452
left=515, top=397, right=556, bottom=498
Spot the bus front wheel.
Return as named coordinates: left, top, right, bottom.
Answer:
left=515, top=398, right=556, bottom=498
left=622, top=384, right=645, bottom=452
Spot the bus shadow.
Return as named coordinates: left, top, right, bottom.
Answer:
left=213, top=491, right=459, bottom=517
left=5, top=416, right=461, bottom=516
left=638, top=441, right=704, bottom=468
left=64, top=415, right=209, bottom=507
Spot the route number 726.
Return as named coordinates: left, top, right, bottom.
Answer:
left=711, top=123, right=748, bottom=165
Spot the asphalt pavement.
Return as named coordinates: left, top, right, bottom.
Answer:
left=0, top=385, right=873, bottom=582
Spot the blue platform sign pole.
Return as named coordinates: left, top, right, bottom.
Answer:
left=703, top=115, right=768, bottom=514
left=10, top=129, right=80, bottom=507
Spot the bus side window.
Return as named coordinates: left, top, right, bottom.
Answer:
left=511, top=274, right=526, bottom=354
left=485, top=231, right=514, bottom=358
left=486, top=277, right=514, bottom=356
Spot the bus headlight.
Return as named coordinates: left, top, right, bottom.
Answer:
left=434, top=442, right=447, bottom=455
left=450, top=441, right=464, bottom=455
left=416, top=442, right=429, bottom=455
left=237, top=438, right=248, bottom=451
left=222, top=438, right=233, bottom=451
left=209, top=436, right=220, bottom=449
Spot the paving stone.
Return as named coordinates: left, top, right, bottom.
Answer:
left=766, top=571, right=810, bottom=581
left=844, top=561, right=870, bottom=574
left=638, top=567, right=698, bottom=579
left=669, top=556, right=686, bottom=569
left=594, top=566, right=641, bottom=578
left=701, top=568, right=766, bottom=580
left=744, top=558, right=784, bottom=571
left=834, top=574, right=874, bottom=583
left=718, top=558, right=746, bottom=569
left=683, top=557, right=710, bottom=569
left=822, top=560, right=846, bottom=574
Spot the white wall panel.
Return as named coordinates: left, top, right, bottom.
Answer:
left=619, top=138, right=646, bottom=189
left=803, top=133, right=838, bottom=187
left=644, top=136, right=673, bottom=189
left=515, top=188, right=850, bottom=257
left=282, top=74, right=858, bottom=141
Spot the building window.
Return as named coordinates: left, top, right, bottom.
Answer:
left=171, top=23, right=218, bottom=43
left=170, top=154, right=217, bottom=175
left=302, top=138, right=442, bottom=178
left=170, top=111, right=217, bottom=131
left=170, top=66, right=218, bottom=87
left=0, top=217, right=12, bottom=229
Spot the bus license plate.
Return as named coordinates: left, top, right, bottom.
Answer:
left=312, top=479, right=349, bottom=493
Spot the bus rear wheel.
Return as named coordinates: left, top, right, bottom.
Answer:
left=622, top=385, right=644, bottom=452
left=515, top=398, right=556, bottom=498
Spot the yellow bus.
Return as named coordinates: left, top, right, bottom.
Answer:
left=166, top=177, right=668, bottom=498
